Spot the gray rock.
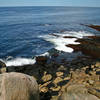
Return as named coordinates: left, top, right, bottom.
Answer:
left=0, top=72, right=39, bottom=100
left=88, top=80, right=94, bottom=85
left=59, top=84, right=100, bottom=100
left=0, top=60, right=6, bottom=68
left=0, top=60, right=6, bottom=74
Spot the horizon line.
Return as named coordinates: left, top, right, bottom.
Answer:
left=0, top=5, right=100, bottom=8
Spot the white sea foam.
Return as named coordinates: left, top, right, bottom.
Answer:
left=4, top=58, right=36, bottom=67
left=40, top=52, right=50, bottom=56
left=44, top=24, right=50, bottom=26
left=1, top=31, right=94, bottom=67
left=39, top=31, right=94, bottom=53
left=55, top=31, right=94, bottom=38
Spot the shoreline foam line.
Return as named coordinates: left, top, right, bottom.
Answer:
left=40, top=31, right=94, bottom=53
left=4, top=57, right=36, bottom=67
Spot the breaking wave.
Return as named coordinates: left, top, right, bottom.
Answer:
left=39, top=31, right=94, bottom=52
left=3, top=58, right=36, bottom=67
left=0, top=31, right=94, bottom=67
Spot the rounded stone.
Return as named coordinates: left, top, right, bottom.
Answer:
left=58, top=84, right=100, bottom=100
left=56, top=72, right=64, bottom=77
left=42, top=74, right=52, bottom=82
left=0, top=72, right=39, bottom=100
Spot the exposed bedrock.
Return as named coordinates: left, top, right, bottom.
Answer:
left=67, top=36, right=100, bottom=58
left=0, top=72, right=39, bottom=100
left=58, top=84, right=100, bottom=100
left=0, top=60, right=6, bottom=74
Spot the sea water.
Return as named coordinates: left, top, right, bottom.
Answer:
left=0, top=6, right=100, bottom=66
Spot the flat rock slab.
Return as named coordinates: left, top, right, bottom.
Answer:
left=59, top=84, right=100, bottom=100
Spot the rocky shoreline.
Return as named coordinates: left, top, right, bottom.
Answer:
left=0, top=24, right=100, bottom=100
left=1, top=55, right=100, bottom=100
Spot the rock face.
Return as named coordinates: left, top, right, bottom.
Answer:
left=0, top=72, right=39, bottom=100
left=0, top=60, right=6, bottom=74
left=0, top=60, right=6, bottom=68
left=66, top=24, right=100, bottom=59
left=5, top=42, right=100, bottom=100
left=87, top=24, right=100, bottom=31
left=81, top=24, right=100, bottom=31
left=67, top=36, right=100, bottom=58
left=36, top=56, right=48, bottom=65
left=0, top=67, right=6, bottom=74
left=59, top=84, right=100, bottom=100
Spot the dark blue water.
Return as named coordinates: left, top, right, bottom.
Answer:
left=0, top=6, right=100, bottom=62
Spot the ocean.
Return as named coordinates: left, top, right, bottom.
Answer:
left=0, top=6, right=100, bottom=66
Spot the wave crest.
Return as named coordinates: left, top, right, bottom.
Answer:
left=39, top=31, right=93, bottom=53
left=4, top=58, right=36, bottom=67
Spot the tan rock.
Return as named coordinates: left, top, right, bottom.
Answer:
left=66, top=84, right=87, bottom=94
left=0, top=60, right=6, bottom=68
left=93, top=81, right=100, bottom=89
left=50, top=86, right=61, bottom=92
left=95, top=62, right=100, bottom=67
left=96, top=69, right=100, bottom=72
left=88, top=88, right=100, bottom=99
left=58, top=65, right=67, bottom=71
left=64, top=76, right=70, bottom=81
left=42, top=74, right=52, bottom=82
left=71, top=70, right=88, bottom=82
left=91, top=65, right=95, bottom=69
left=91, top=74, right=100, bottom=81
left=39, top=81, right=51, bottom=89
left=89, top=71, right=96, bottom=75
left=56, top=72, right=64, bottom=77
left=53, top=77, right=63, bottom=85
left=51, top=96, right=58, bottom=100
left=0, top=60, right=6, bottom=74
left=40, top=87, right=48, bottom=93
left=0, top=67, right=6, bottom=74
left=0, top=72, right=39, bottom=100
left=88, top=80, right=94, bottom=85
left=59, top=84, right=100, bottom=100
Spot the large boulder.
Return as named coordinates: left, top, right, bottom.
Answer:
left=0, top=60, right=6, bottom=68
left=59, top=84, right=100, bottom=100
left=0, top=60, right=6, bottom=74
left=0, top=72, right=39, bottom=100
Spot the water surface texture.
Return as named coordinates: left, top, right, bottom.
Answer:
left=0, top=6, right=100, bottom=66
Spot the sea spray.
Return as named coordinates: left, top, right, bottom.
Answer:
left=5, top=58, right=36, bottom=67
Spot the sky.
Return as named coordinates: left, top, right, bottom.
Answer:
left=0, top=0, right=100, bottom=7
